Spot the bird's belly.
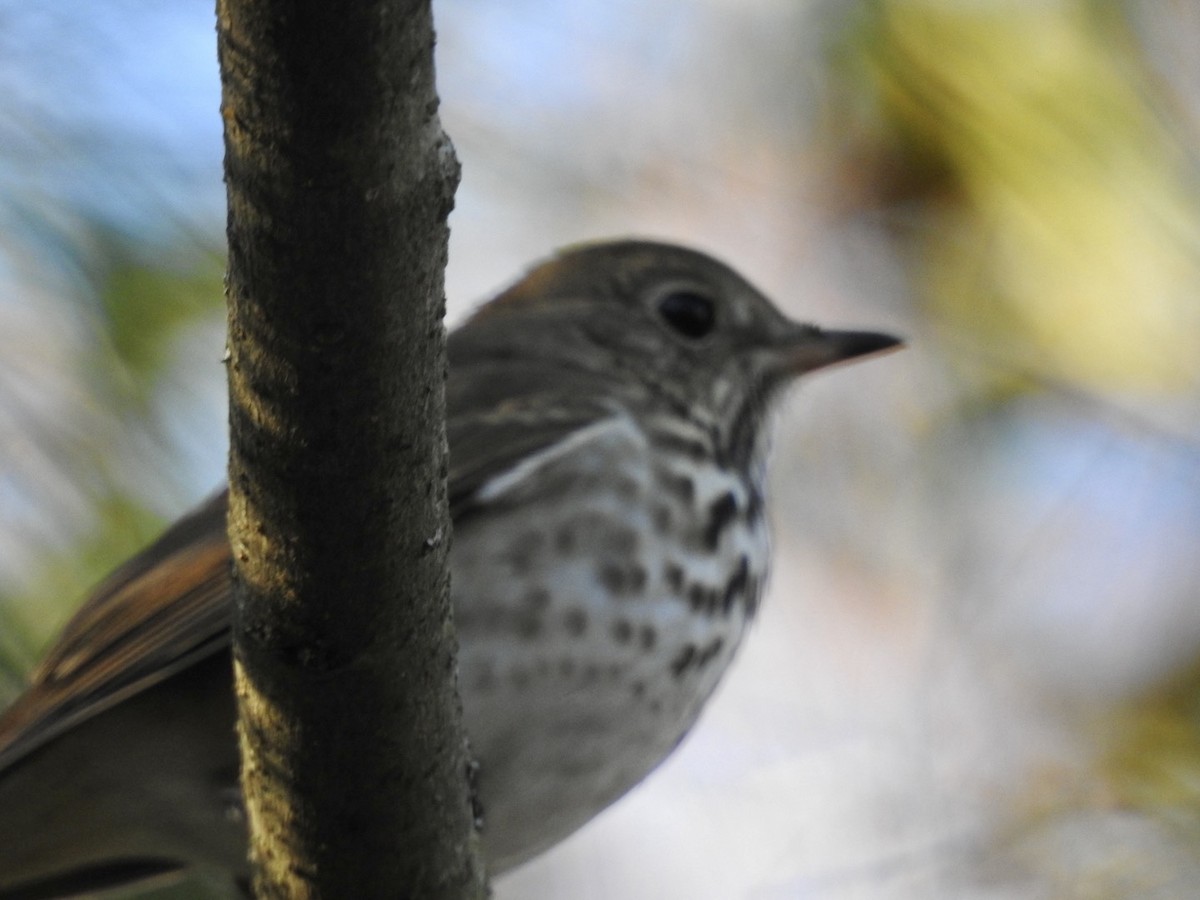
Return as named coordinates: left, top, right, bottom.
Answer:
left=451, top=458, right=768, bottom=872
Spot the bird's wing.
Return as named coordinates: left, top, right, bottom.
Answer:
left=0, top=493, right=233, bottom=770
left=0, top=375, right=620, bottom=772
left=445, top=352, right=623, bottom=518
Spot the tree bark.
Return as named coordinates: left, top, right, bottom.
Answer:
left=216, top=1, right=486, bottom=897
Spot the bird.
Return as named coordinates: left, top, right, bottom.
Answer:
left=0, top=239, right=900, bottom=898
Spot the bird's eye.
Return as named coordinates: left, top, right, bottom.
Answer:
left=657, top=291, right=715, bottom=339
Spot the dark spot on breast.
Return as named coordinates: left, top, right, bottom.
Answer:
left=653, top=505, right=673, bottom=533
left=745, top=483, right=764, bottom=524
left=661, top=470, right=696, bottom=504
left=665, top=562, right=685, bottom=593
left=670, top=643, right=697, bottom=679
left=555, top=527, right=577, bottom=555
left=615, top=476, right=641, bottom=500
left=722, top=555, right=750, bottom=616
left=505, top=531, right=545, bottom=574
left=745, top=574, right=761, bottom=617
left=640, top=625, right=657, bottom=652
left=515, top=610, right=542, bottom=639
left=598, top=564, right=624, bottom=594
left=696, top=636, right=724, bottom=668
left=612, top=619, right=633, bottom=644
left=596, top=563, right=648, bottom=598
left=632, top=680, right=646, bottom=699
left=687, top=583, right=720, bottom=616
left=564, top=607, right=587, bottom=636
left=604, top=528, right=639, bottom=556
left=703, top=491, right=739, bottom=551
left=522, top=587, right=551, bottom=611
left=629, top=565, right=647, bottom=593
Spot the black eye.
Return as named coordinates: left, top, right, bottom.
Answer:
left=657, top=291, right=715, bottom=339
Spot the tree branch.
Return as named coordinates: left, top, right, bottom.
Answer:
left=217, top=0, right=486, bottom=895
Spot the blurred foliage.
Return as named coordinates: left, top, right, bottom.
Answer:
left=0, top=247, right=223, bottom=700
left=986, top=660, right=1200, bottom=898
left=99, top=252, right=225, bottom=396
left=1104, top=658, right=1200, bottom=815
left=830, top=0, right=1200, bottom=390
left=817, top=2, right=1200, bottom=893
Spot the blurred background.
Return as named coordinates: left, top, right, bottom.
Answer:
left=2, top=0, right=1200, bottom=896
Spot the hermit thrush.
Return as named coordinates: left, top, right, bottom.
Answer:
left=0, top=240, right=899, bottom=898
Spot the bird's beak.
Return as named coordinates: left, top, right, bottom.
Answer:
left=780, top=327, right=904, bottom=375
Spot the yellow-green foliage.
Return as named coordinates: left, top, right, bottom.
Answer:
left=840, top=0, right=1200, bottom=389
left=1105, top=658, right=1200, bottom=816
